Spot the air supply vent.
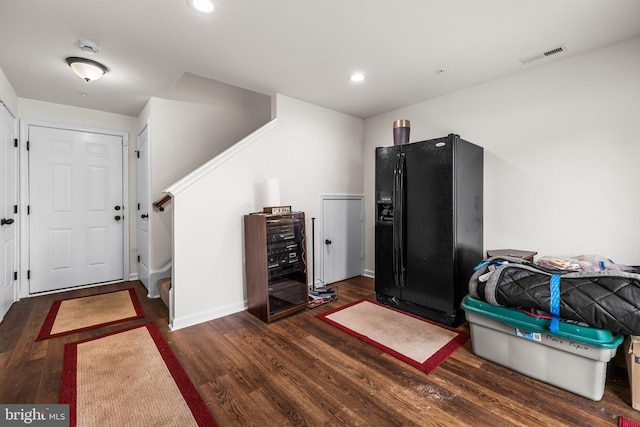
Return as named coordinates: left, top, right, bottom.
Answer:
left=520, top=44, right=568, bottom=65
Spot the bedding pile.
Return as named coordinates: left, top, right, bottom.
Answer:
left=468, top=255, right=640, bottom=335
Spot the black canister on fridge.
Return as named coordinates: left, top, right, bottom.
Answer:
left=393, top=119, right=410, bottom=146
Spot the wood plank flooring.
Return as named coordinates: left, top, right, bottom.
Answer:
left=1, top=276, right=639, bottom=426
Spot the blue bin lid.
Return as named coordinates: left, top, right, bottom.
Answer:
left=461, top=295, right=623, bottom=349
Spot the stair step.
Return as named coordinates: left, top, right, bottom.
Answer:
left=157, top=278, right=171, bottom=308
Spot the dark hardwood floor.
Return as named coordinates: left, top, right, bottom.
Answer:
left=1, top=276, right=638, bottom=426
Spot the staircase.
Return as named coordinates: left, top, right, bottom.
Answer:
left=157, top=278, right=171, bottom=308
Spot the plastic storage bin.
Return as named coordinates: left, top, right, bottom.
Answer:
left=461, top=295, right=623, bottom=401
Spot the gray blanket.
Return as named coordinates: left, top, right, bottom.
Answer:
left=468, top=256, right=640, bottom=335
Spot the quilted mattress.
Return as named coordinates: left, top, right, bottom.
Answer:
left=468, top=256, right=640, bottom=335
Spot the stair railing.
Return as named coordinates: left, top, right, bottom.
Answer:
left=153, top=194, right=172, bottom=211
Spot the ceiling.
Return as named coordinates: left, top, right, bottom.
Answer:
left=1, top=0, right=639, bottom=119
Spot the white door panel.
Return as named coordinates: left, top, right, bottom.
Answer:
left=29, top=126, right=124, bottom=293
left=0, top=104, right=16, bottom=320
left=321, top=197, right=363, bottom=284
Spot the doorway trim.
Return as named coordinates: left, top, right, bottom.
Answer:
left=317, top=194, right=364, bottom=287
left=19, top=119, right=129, bottom=298
left=0, top=100, right=17, bottom=321
left=136, top=122, right=151, bottom=293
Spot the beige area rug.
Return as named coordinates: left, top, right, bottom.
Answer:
left=60, top=322, right=217, bottom=427
left=316, top=299, right=469, bottom=373
left=36, top=288, right=144, bottom=341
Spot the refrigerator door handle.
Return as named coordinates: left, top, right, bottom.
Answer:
left=397, top=153, right=406, bottom=287
left=392, top=153, right=401, bottom=288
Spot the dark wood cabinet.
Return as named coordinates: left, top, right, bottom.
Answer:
left=244, top=211, right=308, bottom=322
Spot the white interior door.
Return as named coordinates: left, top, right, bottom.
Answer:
left=136, top=125, right=150, bottom=290
left=321, top=196, right=363, bottom=285
left=28, top=125, right=124, bottom=293
left=0, top=104, right=16, bottom=320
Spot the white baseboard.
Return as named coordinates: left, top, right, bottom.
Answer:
left=169, top=300, right=247, bottom=331
left=363, top=269, right=375, bottom=278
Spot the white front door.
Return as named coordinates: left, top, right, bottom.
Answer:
left=28, top=125, right=124, bottom=294
left=321, top=196, right=363, bottom=285
left=0, top=104, right=16, bottom=320
left=136, top=125, right=150, bottom=290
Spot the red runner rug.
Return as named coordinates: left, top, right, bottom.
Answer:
left=36, top=288, right=144, bottom=341
left=60, top=322, right=217, bottom=427
left=316, top=299, right=469, bottom=374
left=620, top=416, right=640, bottom=427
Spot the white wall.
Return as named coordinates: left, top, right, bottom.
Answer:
left=0, top=67, right=18, bottom=116
left=168, top=94, right=363, bottom=329
left=138, top=95, right=272, bottom=271
left=363, top=36, right=640, bottom=273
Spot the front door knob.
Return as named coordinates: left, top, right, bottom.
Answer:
left=114, top=215, right=121, bottom=221
left=1, top=218, right=14, bottom=226
left=141, top=214, right=148, bottom=219
left=325, top=239, right=332, bottom=245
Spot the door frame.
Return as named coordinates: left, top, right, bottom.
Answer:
left=318, top=194, right=364, bottom=286
left=0, top=100, right=17, bottom=320
left=136, top=122, right=151, bottom=292
left=19, top=119, right=130, bottom=297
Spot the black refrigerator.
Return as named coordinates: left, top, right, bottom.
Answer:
left=375, top=133, right=483, bottom=327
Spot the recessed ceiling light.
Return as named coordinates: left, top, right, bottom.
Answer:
left=349, top=73, right=365, bottom=82
left=187, top=0, right=214, bottom=13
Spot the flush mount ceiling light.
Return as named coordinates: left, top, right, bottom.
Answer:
left=66, top=57, right=108, bottom=82
left=187, top=0, right=214, bottom=13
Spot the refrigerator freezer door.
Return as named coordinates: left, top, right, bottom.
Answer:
left=375, top=146, right=402, bottom=299
left=375, top=146, right=399, bottom=218
left=375, top=223, right=399, bottom=297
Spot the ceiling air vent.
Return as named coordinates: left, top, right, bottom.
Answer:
left=520, top=44, right=568, bottom=65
